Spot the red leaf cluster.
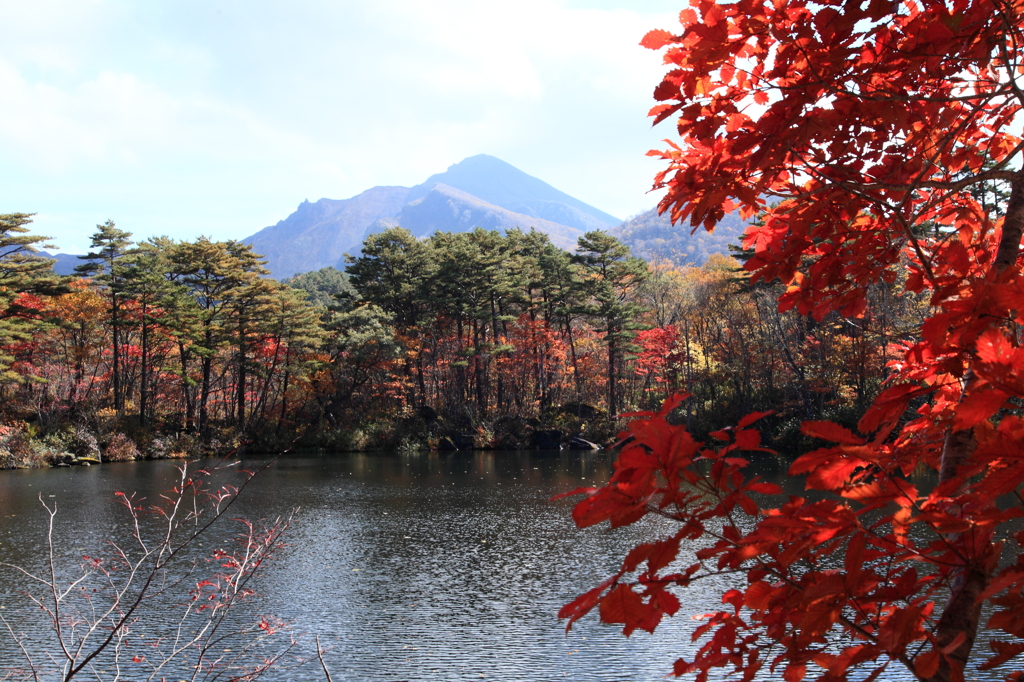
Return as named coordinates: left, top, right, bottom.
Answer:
left=563, top=0, right=1024, bottom=679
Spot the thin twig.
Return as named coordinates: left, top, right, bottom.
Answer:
left=315, top=635, right=334, bottom=682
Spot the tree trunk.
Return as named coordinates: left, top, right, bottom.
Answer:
left=276, top=345, right=292, bottom=434
left=683, top=317, right=693, bottom=429
left=473, top=318, right=486, bottom=416
left=607, top=320, right=618, bottom=416
left=112, top=297, right=121, bottom=413
left=565, top=316, right=581, bottom=398
left=178, top=341, right=194, bottom=431
left=200, top=327, right=213, bottom=435
left=279, top=370, right=290, bottom=431
left=927, top=171, right=1024, bottom=682
left=491, top=295, right=504, bottom=413
left=455, top=317, right=466, bottom=405
left=255, top=334, right=283, bottom=427
left=237, top=340, right=246, bottom=430
left=402, top=356, right=416, bottom=408
left=415, top=350, right=427, bottom=408
left=530, top=308, right=546, bottom=411
left=139, top=307, right=149, bottom=427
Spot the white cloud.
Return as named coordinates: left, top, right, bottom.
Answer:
left=0, top=66, right=183, bottom=172
left=0, top=0, right=682, bottom=252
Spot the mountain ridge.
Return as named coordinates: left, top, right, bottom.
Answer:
left=38, top=251, right=81, bottom=276
left=246, top=186, right=411, bottom=280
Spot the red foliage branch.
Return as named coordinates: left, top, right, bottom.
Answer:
left=561, top=392, right=1024, bottom=680
left=563, top=1, right=1024, bottom=680
left=635, top=326, right=683, bottom=384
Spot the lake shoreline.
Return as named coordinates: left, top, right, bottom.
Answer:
left=0, top=402, right=620, bottom=471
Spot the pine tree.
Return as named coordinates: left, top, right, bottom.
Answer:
left=75, top=220, right=134, bottom=412
left=119, top=241, right=179, bottom=426
left=320, top=303, right=402, bottom=423
left=573, top=231, right=649, bottom=416
left=533, top=234, right=588, bottom=399
left=428, top=230, right=506, bottom=414
left=168, top=238, right=267, bottom=434
left=256, top=284, right=324, bottom=431
left=470, top=228, right=526, bottom=414
left=225, top=272, right=276, bottom=429
left=346, top=227, right=434, bottom=407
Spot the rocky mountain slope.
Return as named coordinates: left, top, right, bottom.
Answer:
left=245, top=186, right=410, bottom=280
left=394, top=184, right=587, bottom=250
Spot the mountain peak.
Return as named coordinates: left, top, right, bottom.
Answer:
left=408, top=155, right=620, bottom=232
left=440, top=154, right=521, bottom=174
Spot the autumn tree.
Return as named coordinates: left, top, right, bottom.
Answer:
left=0, top=215, right=58, bottom=385
left=40, top=281, right=108, bottom=414
left=562, top=2, right=1024, bottom=682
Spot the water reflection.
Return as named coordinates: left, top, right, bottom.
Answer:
left=0, top=452, right=943, bottom=681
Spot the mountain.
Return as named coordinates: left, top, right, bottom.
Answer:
left=244, top=154, right=620, bottom=278
left=38, top=251, right=83, bottom=276
left=611, top=207, right=748, bottom=267
left=246, top=186, right=410, bottom=281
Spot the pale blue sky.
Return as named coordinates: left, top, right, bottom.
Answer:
left=0, top=0, right=682, bottom=253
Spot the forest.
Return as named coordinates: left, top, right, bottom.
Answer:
left=0, top=210, right=926, bottom=466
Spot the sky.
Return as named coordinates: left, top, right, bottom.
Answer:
left=0, top=0, right=684, bottom=253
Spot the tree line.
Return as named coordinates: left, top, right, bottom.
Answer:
left=0, top=212, right=924, bottom=460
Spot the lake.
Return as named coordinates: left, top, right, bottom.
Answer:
left=0, top=451, right=924, bottom=681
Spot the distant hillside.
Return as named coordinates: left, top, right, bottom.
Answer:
left=611, top=207, right=749, bottom=267
left=38, top=251, right=82, bottom=276
left=243, top=154, right=620, bottom=279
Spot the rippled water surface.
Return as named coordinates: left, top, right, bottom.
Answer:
left=0, top=451, right=939, bottom=681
